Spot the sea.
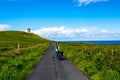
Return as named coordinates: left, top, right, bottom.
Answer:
left=59, top=40, right=120, bottom=44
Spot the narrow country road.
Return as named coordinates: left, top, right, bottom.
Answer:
left=26, top=42, right=90, bottom=80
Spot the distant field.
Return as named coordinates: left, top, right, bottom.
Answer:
left=59, top=42, right=120, bottom=80
left=0, top=31, right=50, bottom=80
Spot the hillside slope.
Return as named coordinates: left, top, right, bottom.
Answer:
left=0, top=31, right=48, bottom=43
left=0, top=31, right=49, bottom=52
left=0, top=31, right=50, bottom=80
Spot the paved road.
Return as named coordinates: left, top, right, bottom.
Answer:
left=26, top=42, right=90, bottom=80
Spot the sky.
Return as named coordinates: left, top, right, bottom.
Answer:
left=0, top=0, right=120, bottom=41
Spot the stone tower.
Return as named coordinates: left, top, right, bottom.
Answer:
left=27, top=28, right=31, bottom=34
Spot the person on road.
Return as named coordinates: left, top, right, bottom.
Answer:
left=55, top=43, right=60, bottom=59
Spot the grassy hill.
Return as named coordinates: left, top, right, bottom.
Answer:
left=0, top=31, right=48, bottom=43
left=0, top=31, right=49, bottom=51
left=0, top=31, right=50, bottom=80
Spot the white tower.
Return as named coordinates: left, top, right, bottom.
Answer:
left=27, top=28, right=31, bottom=34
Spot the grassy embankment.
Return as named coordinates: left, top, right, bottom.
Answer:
left=59, top=42, right=120, bottom=80
left=0, top=31, right=49, bottom=80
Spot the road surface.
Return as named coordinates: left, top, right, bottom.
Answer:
left=26, top=42, right=90, bottom=80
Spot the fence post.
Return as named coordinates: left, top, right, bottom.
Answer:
left=18, top=43, right=20, bottom=51
left=17, top=43, right=20, bottom=55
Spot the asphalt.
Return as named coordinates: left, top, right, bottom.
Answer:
left=26, top=42, right=90, bottom=80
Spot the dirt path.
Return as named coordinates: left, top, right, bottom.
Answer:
left=26, top=42, right=90, bottom=80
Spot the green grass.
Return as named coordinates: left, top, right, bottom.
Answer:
left=59, top=42, right=120, bottom=80
left=0, top=31, right=50, bottom=80
left=0, top=31, right=46, bottom=43
left=0, top=31, right=49, bottom=52
left=0, top=44, right=48, bottom=80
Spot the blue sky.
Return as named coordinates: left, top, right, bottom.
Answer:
left=0, top=0, right=120, bottom=41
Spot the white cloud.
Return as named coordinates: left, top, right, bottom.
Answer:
left=32, top=26, right=78, bottom=39
left=32, top=26, right=120, bottom=41
left=73, top=0, right=109, bottom=7
left=0, top=24, right=11, bottom=31
left=101, top=29, right=109, bottom=33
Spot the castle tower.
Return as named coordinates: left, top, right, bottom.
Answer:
left=27, top=28, right=31, bottom=34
